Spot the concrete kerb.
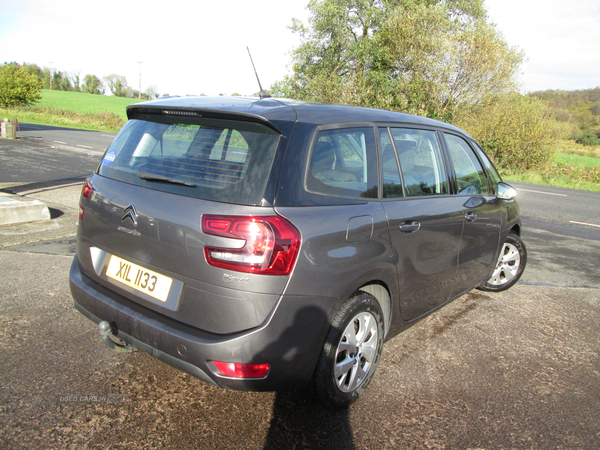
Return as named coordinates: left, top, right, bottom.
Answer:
left=0, top=193, right=51, bottom=225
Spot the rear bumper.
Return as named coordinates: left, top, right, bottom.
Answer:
left=69, top=255, right=333, bottom=391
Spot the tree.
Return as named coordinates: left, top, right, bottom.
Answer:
left=271, top=0, right=523, bottom=122
left=103, top=74, right=128, bottom=97
left=455, top=94, right=561, bottom=171
left=145, top=85, right=159, bottom=99
left=0, top=63, right=42, bottom=107
left=50, top=71, right=72, bottom=91
left=82, top=74, right=104, bottom=95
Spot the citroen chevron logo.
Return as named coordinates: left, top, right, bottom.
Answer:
left=122, top=204, right=138, bottom=226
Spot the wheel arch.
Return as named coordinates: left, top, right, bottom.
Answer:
left=357, top=281, right=393, bottom=337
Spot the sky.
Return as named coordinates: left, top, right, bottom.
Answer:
left=1, top=0, right=599, bottom=97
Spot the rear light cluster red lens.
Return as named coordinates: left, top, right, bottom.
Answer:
left=81, top=178, right=94, bottom=199
left=202, top=215, right=301, bottom=276
left=213, top=361, right=270, bottom=379
left=78, top=178, right=94, bottom=221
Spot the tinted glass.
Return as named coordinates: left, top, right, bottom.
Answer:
left=445, top=134, right=489, bottom=195
left=307, top=127, right=378, bottom=199
left=390, top=128, right=448, bottom=197
left=98, top=117, right=280, bottom=206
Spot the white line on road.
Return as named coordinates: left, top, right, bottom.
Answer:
left=570, top=220, right=600, bottom=228
left=517, top=188, right=568, bottom=197
left=53, top=141, right=67, bottom=144
left=76, top=144, right=93, bottom=149
left=101, top=134, right=115, bottom=137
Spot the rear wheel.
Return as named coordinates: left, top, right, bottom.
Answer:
left=478, top=233, right=527, bottom=292
left=310, top=292, right=384, bottom=408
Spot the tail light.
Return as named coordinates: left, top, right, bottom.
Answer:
left=81, top=178, right=94, bottom=199
left=202, top=215, right=301, bottom=276
left=79, top=178, right=94, bottom=221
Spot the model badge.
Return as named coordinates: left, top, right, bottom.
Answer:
left=222, top=274, right=250, bottom=284
left=117, top=226, right=141, bottom=236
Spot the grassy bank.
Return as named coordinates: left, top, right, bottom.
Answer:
left=503, top=140, right=600, bottom=192
left=0, top=90, right=142, bottom=132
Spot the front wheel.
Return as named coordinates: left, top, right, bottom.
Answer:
left=478, top=233, right=527, bottom=292
left=310, top=292, right=384, bottom=408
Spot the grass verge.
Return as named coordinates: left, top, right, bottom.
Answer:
left=503, top=141, right=600, bottom=192
left=0, top=106, right=125, bottom=132
left=0, top=90, right=144, bottom=132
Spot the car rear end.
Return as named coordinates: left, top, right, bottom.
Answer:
left=69, top=98, right=330, bottom=390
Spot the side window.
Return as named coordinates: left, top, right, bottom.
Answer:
left=445, top=134, right=489, bottom=195
left=390, top=128, right=448, bottom=197
left=471, top=140, right=502, bottom=192
left=380, top=128, right=404, bottom=198
left=307, top=127, right=378, bottom=199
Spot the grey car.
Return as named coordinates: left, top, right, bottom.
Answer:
left=69, top=97, right=526, bottom=407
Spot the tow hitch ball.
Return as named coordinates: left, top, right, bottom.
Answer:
left=99, top=321, right=137, bottom=353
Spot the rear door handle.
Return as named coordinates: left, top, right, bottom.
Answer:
left=465, top=212, right=477, bottom=222
left=399, top=221, right=421, bottom=233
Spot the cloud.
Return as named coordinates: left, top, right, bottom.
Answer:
left=486, top=0, right=600, bottom=91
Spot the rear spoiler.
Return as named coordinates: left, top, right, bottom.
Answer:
left=126, top=105, right=285, bottom=135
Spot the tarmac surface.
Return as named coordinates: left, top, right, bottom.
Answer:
left=1, top=137, right=599, bottom=449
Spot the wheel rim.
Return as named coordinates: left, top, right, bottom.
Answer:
left=334, top=311, right=378, bottom=393
left=488, top=242, right=521, bottom=286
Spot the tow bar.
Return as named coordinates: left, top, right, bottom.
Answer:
left=99, top=321, right=137, bottom=353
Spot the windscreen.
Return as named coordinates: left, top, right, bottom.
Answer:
left=98, top=116, right=281, bottom=205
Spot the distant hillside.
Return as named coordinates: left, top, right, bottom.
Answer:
left=529, top=88, right=600, bottom=143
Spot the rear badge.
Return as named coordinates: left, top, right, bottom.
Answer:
left=117, top=226, right=141, bottom=236
left=222, top=274, right=250, bottom=284
left=122, top=204, right=138, bottom=225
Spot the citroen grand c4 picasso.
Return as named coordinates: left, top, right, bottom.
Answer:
left=69, top=96, right=526, bottom=407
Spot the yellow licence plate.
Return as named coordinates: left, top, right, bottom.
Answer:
left=106, top=255, right=172, bottom=302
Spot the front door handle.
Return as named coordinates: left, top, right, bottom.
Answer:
left=399, top=221, right=421, bottom=233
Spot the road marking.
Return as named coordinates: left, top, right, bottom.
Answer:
left=570, top=220, right=600, bottom=228
left=517, top=188, right=567, bottom=197
left=53, top=140, right=67, bottom=144
left=102, top=134, right=115, bottom=137
left=77, top=144, right=93, bottom=149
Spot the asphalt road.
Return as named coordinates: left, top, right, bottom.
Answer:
left=17, top=122, right=116, bottom=154
left=1, top=135, right=600, bottom=449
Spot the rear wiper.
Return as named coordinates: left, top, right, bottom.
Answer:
left=136, top=171, right=196, bottom=187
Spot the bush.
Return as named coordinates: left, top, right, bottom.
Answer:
left=0, top=64, right=42, bottom=107
left=455, top=94, right=562, bottom=171
left=576, top=132, right=600, bottom=146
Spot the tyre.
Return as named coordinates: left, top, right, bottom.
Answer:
left=310, top=291, right=384, bottom=408
left=478, top=233, right=527, bottom=292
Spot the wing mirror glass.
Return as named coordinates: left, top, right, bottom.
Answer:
left=497, top=182, right=517, bottom=200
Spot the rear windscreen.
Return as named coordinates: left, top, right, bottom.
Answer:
left=97, top=115, right=281, bottom=205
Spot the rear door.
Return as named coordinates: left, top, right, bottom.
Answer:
left=380, top=127, right=465, bottom=321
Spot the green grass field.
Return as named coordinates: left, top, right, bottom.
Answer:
left=34, top=90, right=140, bottom=121
left=0, top=90, right=145, bottom=132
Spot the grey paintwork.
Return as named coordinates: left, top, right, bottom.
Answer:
left=69, top=96, right=522, bottom=391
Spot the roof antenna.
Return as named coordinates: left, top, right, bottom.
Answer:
left=247, top=47, right=271, bottom=99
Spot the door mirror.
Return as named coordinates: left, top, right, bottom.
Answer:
left=497, top=182, right=517, bottom=200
